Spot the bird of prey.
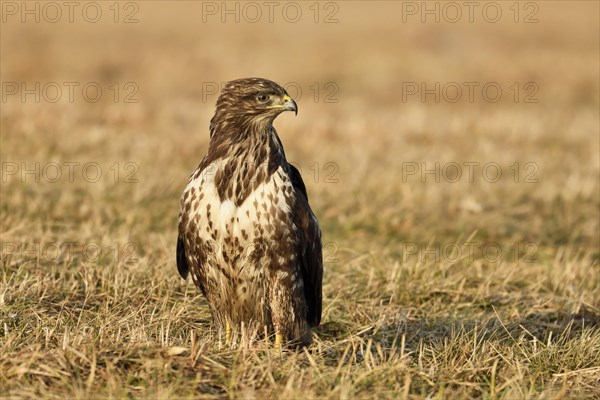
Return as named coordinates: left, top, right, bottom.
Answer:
left=177, top=78, right=323, bottom=347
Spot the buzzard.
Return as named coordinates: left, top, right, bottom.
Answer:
left=177, top=78, right=323, bottom=347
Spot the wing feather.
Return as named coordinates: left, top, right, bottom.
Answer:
left=289, top=164, right=323, bottom=327
left=177, top=156, right=209, bottom=281
left=176, top=235, right=189, bottom=279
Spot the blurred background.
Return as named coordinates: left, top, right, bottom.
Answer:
left=2, top=1, right=598, bottom=254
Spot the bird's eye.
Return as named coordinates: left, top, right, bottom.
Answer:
left=257, top=94, right=269, bottom=102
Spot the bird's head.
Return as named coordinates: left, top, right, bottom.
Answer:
left=211, top=78, right=298, bottom=134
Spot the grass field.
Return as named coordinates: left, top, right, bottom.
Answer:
left=1, top=1, right=599, bottom=398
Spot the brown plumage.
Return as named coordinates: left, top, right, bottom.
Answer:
left=177, top=78, right=323, bottom=346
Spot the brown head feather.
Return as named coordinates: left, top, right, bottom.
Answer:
left=209, top=78, right=291, bottom=140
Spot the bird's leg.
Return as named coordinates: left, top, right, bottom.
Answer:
left=275, top=332, right=283, bottom=350
left=269, top=272, right=306, bottom=352
left=225, top=320, right=232, bottom=346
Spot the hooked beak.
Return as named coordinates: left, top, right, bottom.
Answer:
left=266, top=94, right=298, bottom=115
left=281, top=94, right=298, bottom=116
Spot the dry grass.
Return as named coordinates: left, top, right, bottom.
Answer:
left=1, top=1, right=599, bottom=399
